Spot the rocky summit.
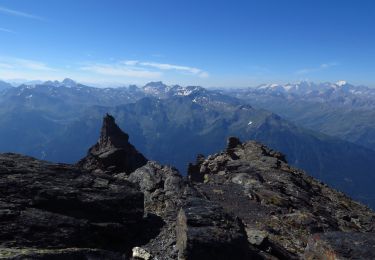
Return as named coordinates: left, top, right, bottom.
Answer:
left=0, top=115, right=374, bottom=259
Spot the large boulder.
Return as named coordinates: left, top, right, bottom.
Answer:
left=124, top=161, right=185, bottom=218
left=117, top=161, right=187, bottom=259
left=176, top=198, right=251, bottom=260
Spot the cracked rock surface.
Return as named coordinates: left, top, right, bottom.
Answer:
left=188, top=137, right=375, bottom=258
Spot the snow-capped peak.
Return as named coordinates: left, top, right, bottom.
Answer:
left=336, top=80, right=347, bottom=87
left=142, top=81, right=171, bottom=97
left=270, top=83, right=281, bottom=88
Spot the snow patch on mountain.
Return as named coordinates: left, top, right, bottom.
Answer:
left=336, top=80, right=347, bottom=87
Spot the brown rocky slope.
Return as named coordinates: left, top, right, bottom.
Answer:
left=0, top=115, right=374, bottom=259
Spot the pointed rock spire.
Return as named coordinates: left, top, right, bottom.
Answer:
left=227, top=136, right=242, bottom=150
left=78, top=114, right=147, bottom=174
left=98, top=113, right=130, bottom=148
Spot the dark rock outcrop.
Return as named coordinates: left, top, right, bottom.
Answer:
left=0, top=153, right=143, bottom=258
left=0, top=248, right=125, bottom=260
left=227, top=136, right=242, bottom=150
left=78, top=114, right=147, bottom=174
left=187, top=154, right=205, bottom=183
left=118, top=162, right=194, bottom=259
left=123, top=162, right=185, bottom=219
left=304, top=232, right=375, bottom=259
left=118, top=160, right=260, bottom=260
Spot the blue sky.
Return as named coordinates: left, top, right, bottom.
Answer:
left=0, top=0, right=374, bottom=87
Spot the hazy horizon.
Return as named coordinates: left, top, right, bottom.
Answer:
left=2, top=77, right=374, bottom=90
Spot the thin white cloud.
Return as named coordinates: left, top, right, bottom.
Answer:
left=0, top=27, right=15, bottom=33
left=13, top=58, right=55, bottom=71
left=320, top=63, right=338, bottom=69
left=250, top=65, right=270, bottom=73
left=0, top=57, right=60, bottom=84
left=140, top=62, right=201, bottom=73
left=296, top=63, right=338, bottom=75
left=121, top=60, right=139, bottom=66
left=151, top=53, right=164, bottom=58
left=0, top=57, right=56, bottom=72
left=0, top=6, right=44, bottom=20
left=0, top=62, right=14, bottom=69
left=121, top=60, right=209, bottom=78
left=80, top=63, right=161, bottom=78
left=198, top=71, right=209, bottom=78
left=81, top=60, right=209, bottom=79
left=0, top=57, right=209, bottom=85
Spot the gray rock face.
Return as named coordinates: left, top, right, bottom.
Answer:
left=176, top=198, right=251, bottom=260
left=120, top=161, right=256, bottom=260
left=304, top=232, right=375, bottom=259
left=0, top=153, right=143, bottom=257
left=78, top=114, right=147, bottom=174
left=0, top=248, right=125, bottom=260
left=188, top=138, right=375, bottom=258
left=125, top=161, right=185, bottom=218
left=120, top=162, right=188, bottom=259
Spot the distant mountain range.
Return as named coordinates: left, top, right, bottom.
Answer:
left=0, top=80, right=13, bottom=91
left=237, top=81, right=375, bottom=108
left=0, top=79, right=375, bottom=208
left=223, top=81, right=375, bottom=151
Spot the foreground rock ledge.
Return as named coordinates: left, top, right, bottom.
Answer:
left=188, top=137, right=375, bottom=258
left=0, top=153, right=143, bottom=257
